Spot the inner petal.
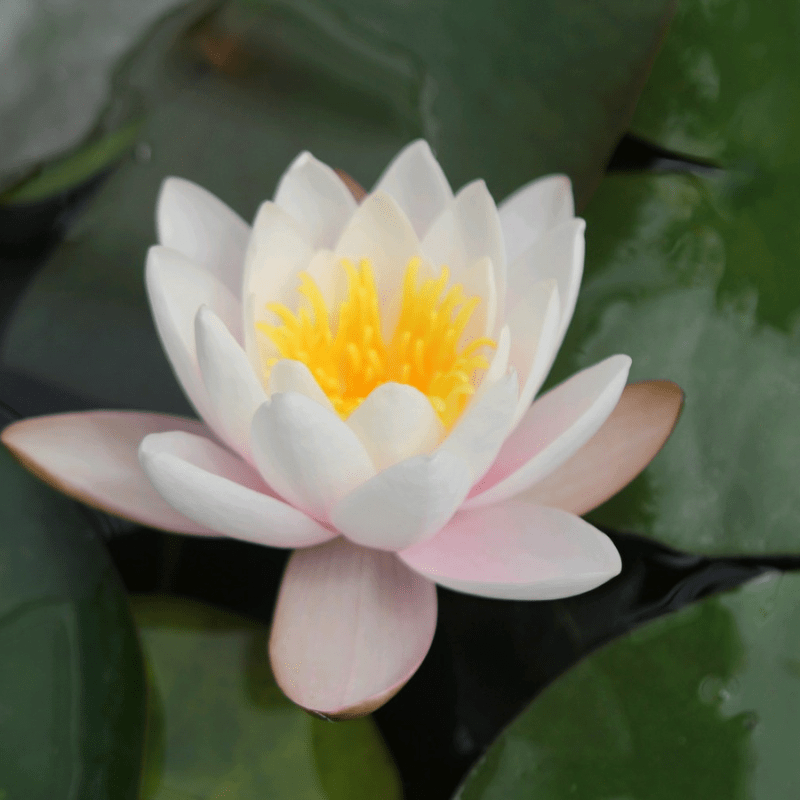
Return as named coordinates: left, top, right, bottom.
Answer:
left=255, top=257, right=496, bottom=427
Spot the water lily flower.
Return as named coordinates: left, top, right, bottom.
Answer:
left=1, top=141, right=682, bottom=718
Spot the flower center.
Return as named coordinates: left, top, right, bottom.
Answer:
left=257, top=257, right=495, bottom=427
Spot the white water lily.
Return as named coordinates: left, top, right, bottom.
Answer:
left=1, top=141, right=682, bottom=717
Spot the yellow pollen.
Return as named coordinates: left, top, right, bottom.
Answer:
left=256, top=257, right=495, bottom=427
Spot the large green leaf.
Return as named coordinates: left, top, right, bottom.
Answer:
left=455, top=570, right=800, bottom=799
left=540, top=0, right=800, bottom=555
left=134, top=595, right=401, bottom=799
left=0, top=0, right=673, bottom=412
left=630, top=0, right=800, bottom=166
left=0, top=412, right=146, bottom=799
left=543, top=171, right=800, bottom=556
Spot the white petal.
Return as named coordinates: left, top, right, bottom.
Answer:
left=250, top=393, right=375, bottom=520
left=506, top=279, right=561, bottom=426
left=242, top=200, right=315, bottom=312
left=330, top=451, right=473, bottom=551
left=269, top=538, right=437, bottom=717
left=346, top=383, right=444, bottom=470
left=139, top=431, right=335, bottom=548
left=437, top=369, right=518, bottom=482
left=1, top=411, right=217, bottom=536
left=460, top=255, right=497, bottom=342
left=398, top=500, right=620, bottom=600
left=499, top=174, right=574, bottom=265
left=195, top=306, right=268, bottom=461
left=156, top=177, right=250, bottom=298
left=464, top=355, right=632, bottom=509
left=334, top=191, right=421, bottom=337
left=506, top=218, right=584, bottom=349
left=274, top=151, right=358, bottom=248
left=421, top=180, right=506, bottom=311
left=267, top=359, right=334, bottom=411
left=145, top=245, right=242, bottom=431
left=372, top=140, right=453, bottom=239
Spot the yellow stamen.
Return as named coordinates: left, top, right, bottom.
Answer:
left=256, top=257, right=495, bottom=427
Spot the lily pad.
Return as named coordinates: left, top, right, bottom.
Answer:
left=0, top=0, right=674, bottom=412
left=542, top=171, right=800, bottom=556
left=455, top=570, right=800, bottom=799
left=0, top=408, right=145, bottom=799
left=630, top=0, right=800, bottom=166
left=134, top=595, right=401, bottom=799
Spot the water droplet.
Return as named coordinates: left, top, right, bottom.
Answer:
left=135, top=142, right=153, bottom=163
left=740, top=711, right=759, bottom=731
left=698, top=675, right=723, bottom=703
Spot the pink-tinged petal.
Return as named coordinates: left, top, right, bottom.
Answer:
left=145, top=245, right=242, bottom=432
left=242, top=200, right=315, bottom=313
left=399, top=500, right=621, bottom=600
left=330, top=452, right=472, bottom=551
left=269, top=538, right=437, bottom=717
left=346, top=383, right=444, bottom=471
left=274, top=151, right=358, bottom=248
left=465, top=355, right=632, bottom=509
left=437, top=370, right=518, bottom=482
left=499, top=174, right=574, bottom=265
left=373, top=139, right=453, bottom=239
left=334, top=192, right=420, bottom=338
left=267, top=359, right=334, bottom=412
left=250, top=393, right=375, bottom=520
left=1, top=411, right=216, bottom=536
left=156, top=177, right=250, bottom=298
left=506, top=279, right=561, bottom=426
left=139, top=430, right=335, bottom=548
left=195, top=306, right=267, bottom=462
left=506, top=218, right=584, bottom=351
left=422, top=180, right=507, bottom=310
left=521, top=380, right=684, bottom=515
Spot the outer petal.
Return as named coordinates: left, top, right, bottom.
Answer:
left=506, top=279, right=561, bottom=426
left=1, top=411, right=216, bottom=535
left=437, top=369, right=519, bottom=483
left=398, top=500, right=621, bottom=600
left=269, top=538, right=437, bottom=718
left=421, top=180, right=507, bottom=311
left=330, top=451, right=473, bottom=551
left=139, top=430, right=335, bottom=548
left=506, top=218, right=585, bottom=351
left=156, top=177, right=250, bottom=298
left=195, top=306, right=268, bottom=461
left=346, top=382, right=444, bottom=471
left=499, top=174, right=574, bottom=266
left=274, top=151, right=358, bottom=248
left=373, top=139, right=453, bottom=239
left=250, top=393, right=375, bottom=520
left=521, top=380, right=684, bottom=515
left=145, top=245, right=242, bottom=432
left=465, top=355, right=632, bottom=508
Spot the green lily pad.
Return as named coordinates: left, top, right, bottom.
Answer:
left=542, top=171, right=800, bottom=556
left=134, top=595, right=401, bottom=799
left=630, top=0, right=800, bottom=166
left=455, top=570, right=800, bottom=799
left=0, top=0, right=673, bottom=412
left=0, top=419, right=146, bottom=799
